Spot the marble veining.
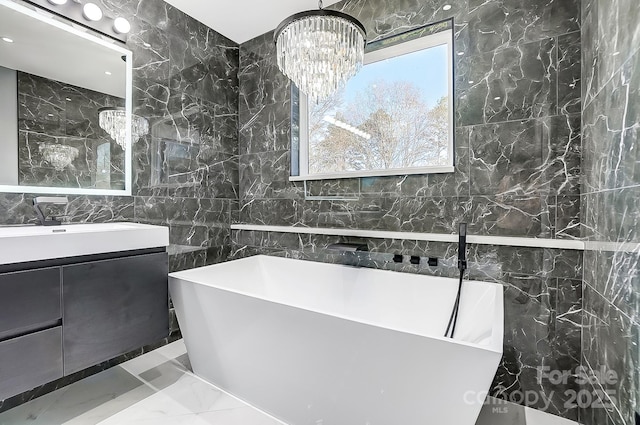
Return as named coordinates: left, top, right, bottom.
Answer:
left=0, top=0, right=239, bottom=411
left=580, top=1, right=640, bottom=423
left=4, top=0, right=638, bottom=423
left=17, top=72, right=126, bottom=190
left=236, top=0, right=583, bottom=421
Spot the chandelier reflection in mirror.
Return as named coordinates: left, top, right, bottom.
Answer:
left=98, top=107, right=149, bottom=150
left=40, top=144, right=79, bottom=171
left=274, top=0, right=366, bottom=103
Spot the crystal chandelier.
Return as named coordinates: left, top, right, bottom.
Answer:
left=40, top=144, right=79, bottom=171
left=274, top=0, right=366, bottom=103
left=98, top=107, right=149, bottom=150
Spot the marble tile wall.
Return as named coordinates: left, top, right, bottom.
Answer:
left=17, top=72, right=126, bottom=190
left=237, top=0, right=583, bottom=421
left=580, top=0, right=640, bottom=424
left=0, top=0, right=238, bottom=412
left=1, top=0, right=239, bottom=267
left=0, top=0, right=239, bottom=266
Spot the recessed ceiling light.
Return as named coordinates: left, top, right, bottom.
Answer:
left=113, top=17, right=131, bottom=34
left=83, top=3, right=103, bottom=22
left=468, top=80, right=475, bottom=84
left=2, top=37, right=14, bottom=43
left=443, top=5, right=452, bottom=10
left=457, top=51, right=464, bottom=56
left=494, top=96, right=501, bottom=100
left=105, top=71, right=112, bottom=75
left=47, top=0, right=68, bottom=4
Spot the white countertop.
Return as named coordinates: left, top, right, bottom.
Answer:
left=0, top=222, right=169, bottom=265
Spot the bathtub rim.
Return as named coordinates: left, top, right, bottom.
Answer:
left=169, top=255, right=504, bottom=354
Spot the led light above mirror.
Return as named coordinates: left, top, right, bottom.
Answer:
left=113, top=17, right=131, bottom=34
left=82, top=3, right=103, bottom=22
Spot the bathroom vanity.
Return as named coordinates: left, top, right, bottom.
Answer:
left=0, top=223, right=169, bottom=400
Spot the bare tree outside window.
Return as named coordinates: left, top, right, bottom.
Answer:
left=296, top=27, right=454, bottom=180
left=291, top=27, right=454, bottom=181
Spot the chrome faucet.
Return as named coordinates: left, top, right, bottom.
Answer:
left=33, top=197, right=68, bottom=226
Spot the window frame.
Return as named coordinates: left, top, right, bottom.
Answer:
left=290, top=24, right=455, bottom=182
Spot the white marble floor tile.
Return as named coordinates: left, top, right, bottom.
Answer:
left=101, top=407, right=283, bottom=425
left=525, top=406, right=579, bottom=425
left=0, top=340, right=578, bottom=425
left=0, top=340, right=278, bottom=425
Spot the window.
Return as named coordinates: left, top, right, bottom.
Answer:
left=291, top=21, right=455, bottom=181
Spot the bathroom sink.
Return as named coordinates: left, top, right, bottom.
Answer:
left=0, top=222, right=169, bottom=265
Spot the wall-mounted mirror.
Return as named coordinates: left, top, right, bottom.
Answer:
left=0, top=0, right=133, bottom=196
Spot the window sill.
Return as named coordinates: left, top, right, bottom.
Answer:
left=289, top=166, right=455, bottom=182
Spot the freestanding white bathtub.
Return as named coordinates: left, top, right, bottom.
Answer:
left=169, top=255, right=503, bottom=425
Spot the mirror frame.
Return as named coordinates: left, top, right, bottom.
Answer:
left=0, top=0, right=133, bottom=196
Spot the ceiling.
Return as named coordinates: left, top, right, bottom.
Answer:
left=164, top=0, right=342, bottom=44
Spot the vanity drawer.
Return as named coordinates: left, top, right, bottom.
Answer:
left=0, top=326, right=63, bottom=400
left=0, top=268, right=61, bottom=340
left=62, top=252, right=169, bottom=375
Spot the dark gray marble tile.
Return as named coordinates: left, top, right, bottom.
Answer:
left=168, top=247, right=207, bottom=272
left=467, top=0, right=580, bottom=55
left=238, top=60, right=291, bottom=155
left=492, top=274, right=580, bottom=420
left=557, top=32, right=582, bottom=115
left=305, top=179, right=360, bottom=198
left=582, top=51, right=640, bottom=193
left=132, top=79, right=171, bottom=120
left=64, top=196, right=135, bottom=223
left=127, top=19, right=171, bottom=84
left=541, top=114, right=582, bottom=196
left=580, top=24, right=640, bottom=415
left=581, top=284, right=639, bottom=425
left=457, top=38, right=557, bottom=126
left=134, top=197, right=229, bottom=226
left=168, top=34, right=238, bottom=108
left=333, top=0, right=468, bottom=44
left=583, top=187, right=640, bottom=247
left=298, top=198, right=402, bottom=231
left=555, top=195, right=581, bottom=239
left=238, top=199, right=298, bottom=226
left=581, top=0, right=598, bottom=108
left=469, top=119, right=544, bottom=196
left=469, top=195, right=553, bottom=238
left=240, top=31, right=277, bottom=68
left=399, top=196, right=471, bottom=234
left=583, top=248, right=640, bottom=326
left=239, top=150, right=300, bottom=200
left=590, top=0, right=640, bottom=99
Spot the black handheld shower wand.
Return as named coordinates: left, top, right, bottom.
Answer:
left=458, top=222, right=467, bottom=272
left=445, top=223, right=467, bottom=338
